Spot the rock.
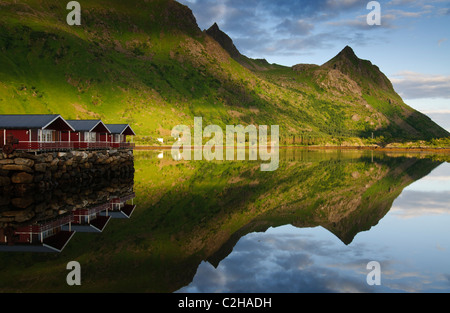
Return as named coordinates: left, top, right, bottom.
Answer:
left=34, top=163, right=47, bottom=172
left=0, top=176, right=10, bottom=187
left=34, top=174, right=44, bottom=183
left=0, top=216, right=14, bottom=223
left=13, top=183, right=35, bottom=197
left=0, top=195, right=10, bottom=206
left=34, top=202, right=47, bottom=213
left=14, top=158, right=35, bottom=167
left=37, top=181, right=46, bottom=189
left=12, top=172, right=34, bottom=184
left=0, top=159, right=14, bottom=165
left=13, top=152, right=38, bottom=160
left=0, top=169, right=9, bottom=176
left=2, top=208, right=35, bottom=222
left=2, top=164, right=33, bottom=173
left=11, top=197, right=34, bottom=209
left=80, top=152, right=88, bottom=159
left=50, top=158, right=59, bottom=167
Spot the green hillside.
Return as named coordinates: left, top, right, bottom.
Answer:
left=0, top=0, right=448, bottom=146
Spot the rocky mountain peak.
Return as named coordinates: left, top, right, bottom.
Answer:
left=206, top=22, right=242, bottom=60
left=322, top=45, right=394, bottom=92
left=340, top=45, right=357, bottom=58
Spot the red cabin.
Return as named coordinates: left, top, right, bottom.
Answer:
left=105, top=124, right=136, bottom=149
left=65, top=120, right=111, bottom=150
left=0, top=114, right=75, bottom=152
left=0, top=115, right=136, bottom=152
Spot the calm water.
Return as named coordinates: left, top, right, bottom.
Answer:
left=179, top=161, right=450, bottom=293
left=0, top=149, right=449, bottom=293
left=175, top=151, right=450, bottom=293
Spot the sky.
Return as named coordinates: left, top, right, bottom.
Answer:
left=178, top=0, right=450, bottom=131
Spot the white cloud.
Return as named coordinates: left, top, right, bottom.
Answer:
left=438, top=38, right=448, bottom=46
left=390, top=189, right=450, bottom=219
left=421, top=109, right=450, bottom=114
left=438, top=7, right=450, bottom=15
left=276, top=18, right=315, bottom=36
left=390, top=71, right=450, bottom=99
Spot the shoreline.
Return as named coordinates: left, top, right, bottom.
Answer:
left=134, top=145, right=450, bottom=153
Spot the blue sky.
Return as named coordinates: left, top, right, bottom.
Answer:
left=179, top=0, right=450, bottom=131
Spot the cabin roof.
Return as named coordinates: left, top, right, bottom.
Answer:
left=0, top=114, right=75, bottom=131
left=66, top=120, right=111, bottom=134
left=106, top=124, right=136, bottom=136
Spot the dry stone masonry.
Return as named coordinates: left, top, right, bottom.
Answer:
left=0, top=149, right=134, bottom=224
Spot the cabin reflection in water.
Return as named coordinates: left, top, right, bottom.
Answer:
left=101, top=193, right=136, bottom=219
left=0, top=189, right=135, bottom=253
left=0, top=213, right=75, bottom=252
left=64, top=202, right=111, bottom=233
left=64, top=192, right=136, bottom=232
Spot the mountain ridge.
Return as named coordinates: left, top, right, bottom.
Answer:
left=205, top=22, right=275, bottom=72
left=0, top=0, right=448, bottom=146
left=321, top=45, right=394, bottom=93
left=204, top=22, right=448, bottom=141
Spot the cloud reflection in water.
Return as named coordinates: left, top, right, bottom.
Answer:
left=178, top=164, right=450, bottom=293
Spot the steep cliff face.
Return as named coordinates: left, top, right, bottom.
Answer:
left=206, top=23, right=242, bottom=60
left=205, top=22, right=275, bottom=71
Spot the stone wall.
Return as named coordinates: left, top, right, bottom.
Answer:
left=0, top=149, right=134, bottom=224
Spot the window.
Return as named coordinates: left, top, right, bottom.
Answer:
left=112, top=203, right=124, bottom=210
left=41, top=130, right=54, bottom=142
left=84, top=132, right=96, bottom=142
left=115, top=134, right=122, bottom=142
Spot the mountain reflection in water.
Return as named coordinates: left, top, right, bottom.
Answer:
left=0, top=149, right=448, bottom=293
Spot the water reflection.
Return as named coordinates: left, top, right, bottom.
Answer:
left=0, top=176, right=135, bottom=252
left=0, top=149, right=448, bottom=292
left=178, top=160, right=450, bottom=293
left=132, top=149, right=449, bottom=293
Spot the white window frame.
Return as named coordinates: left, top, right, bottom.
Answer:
left=115, top=134, right=123, bottom=142
left=40, top=129, right=54, bottom=142
left=84, top=132, right=96, bottom=143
